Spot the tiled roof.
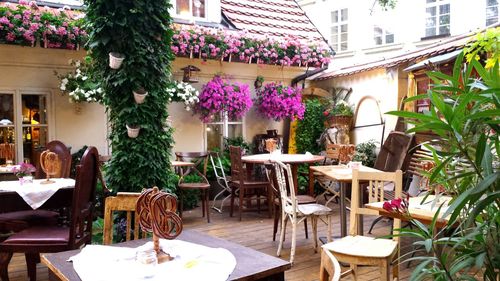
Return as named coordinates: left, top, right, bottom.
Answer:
left=314, top=27, right=493, bottom=80
left=221, top=0, right=324, bottom=41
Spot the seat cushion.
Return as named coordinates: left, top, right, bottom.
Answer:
left=284, top=203, right=332, bottom=216
left=0, top=210, right=59, bottom=226
left=2, top=226, right=69, bottom=245
left=323, top=235, right=397, bottom=258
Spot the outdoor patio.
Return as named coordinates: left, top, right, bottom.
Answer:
left=6, top=203, right=419, bottom=281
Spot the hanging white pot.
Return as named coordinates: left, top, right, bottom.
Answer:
left=133, top=88, right=148, bottom=104
left=126, top=124, right=140, bottom=138
left=109, top=52, right=125, bottom=69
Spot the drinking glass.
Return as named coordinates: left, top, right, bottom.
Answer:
left=135, top=249, right=158, bottom=279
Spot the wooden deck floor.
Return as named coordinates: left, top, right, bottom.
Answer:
left=6, top=202, right=419, bottom=280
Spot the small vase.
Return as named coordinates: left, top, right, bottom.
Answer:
left=133, top=88, right=148, bottom=104
left=126, top=124, right=140, bottom=138
left=23, top=175, right=33, bottom=184
left=109, top=52, right=125, bottom=69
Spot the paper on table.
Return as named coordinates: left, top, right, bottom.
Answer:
left=69, top=239, right=237, bottom=281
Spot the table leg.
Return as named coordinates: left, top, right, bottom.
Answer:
left=358, top=186, right=364, bottom=235
left=308, top=166, right=315, bottom=196
left=340, top=182, right=347, bottom=237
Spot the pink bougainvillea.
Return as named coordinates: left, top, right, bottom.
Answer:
left=194, top=76, right=253, bottom=123
left=255, top=83, right=305, bottom=121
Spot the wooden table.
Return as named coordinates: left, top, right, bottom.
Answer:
left=365, top=194, right=451, bottom=228
left=242, top=153, right=325, bottom=194
left=309, top=165, right=382, bottom=237
left=42, top=229, right=291, bottom=281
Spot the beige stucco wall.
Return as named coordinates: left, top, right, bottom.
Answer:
left=0, top=44, right=307, bottom=157
left=313, top=67, right=405, bottom=146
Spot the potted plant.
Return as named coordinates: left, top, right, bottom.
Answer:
left=194, top=75, right=252, bottom=123
left=254, top=76, right=264, bottom=89
left=56, top=58, right=103, bottom=105
left=254, top=82, right=305, bottom=121
left=133, top=88, right=148, bottom=104
left=11, top=162, right=36, bottom=184
left=126, top=124, right=140, bottom=138
left=323, top=100, right=354, bottom=128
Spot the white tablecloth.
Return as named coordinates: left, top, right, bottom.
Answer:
left=70, top=239, right=237, bottom=281
left=0, top=178, right=75, bottom=209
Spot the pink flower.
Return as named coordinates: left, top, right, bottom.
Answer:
left=6, top=32, right=15, bottom=42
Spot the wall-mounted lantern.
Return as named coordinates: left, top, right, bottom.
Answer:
left=181, top=65, right=200, bottom=83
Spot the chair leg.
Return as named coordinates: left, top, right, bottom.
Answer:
left=201, top=190, right=206, bottom=218
left=350, top=264, right=358, bottom=281
left=230, top=186, right=235, bottom=217
left=304, top=218, right=309, bottom=239
left=312, top=217, right=318, bottom=252
left=0, top=252, right=13, bottom=281
left=239, top=187, right=244, bottom=221
left=267, top=185, right=273, bottom=218
left=380, top=258, right=390, bottom=281
left=327, top=214, right=332, bottom=242
left=392, top=256, right=400, bottom=281
left=179, top=189, right=184, bottom=218
left=25, top=253, right=38, bottom=281
left=277, top=214, right=287, bottom=257
left=273, top=204, right=280, bottom=241
left=205, top=190, right=210, bottom=223
left=290, top=217, right=297, bottom=264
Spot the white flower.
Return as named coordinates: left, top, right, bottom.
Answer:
left=97, top=88, right=103, bottom=94
left=62, top=78, right=68, bottom=84
left=82, top=76, right=88, bottom=81
left=75, top=61, right=81, bottom=67
left=60, top=85, right=66, bottom=91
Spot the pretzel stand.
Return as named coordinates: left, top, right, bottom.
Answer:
left=40, top=150, right=60, bottom=184
left=136, top=187, right=183, bottom=263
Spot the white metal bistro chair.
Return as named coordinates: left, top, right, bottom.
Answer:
left=273, top=160, right=333, bottom=264
left=209, top=151, right=237, bottom=213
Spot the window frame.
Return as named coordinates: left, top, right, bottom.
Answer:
left=424, top=0, right=451, bottom=38
left=172, top=0, right=208, bottom=20
left=204, top=112, right=244, bottom=151
left=330, top=8, right=348, bottom=52
left=373, top=25, right=395, bottom=46
left=486, top=0, right=499, bottom=26
left=0, top=88, right=53, bottom=164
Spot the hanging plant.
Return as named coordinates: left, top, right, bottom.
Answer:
left=255, top=82, right=305, bottom=121
left=55, top=58, right=103, bottom=103
left=194, top=76, right=252, bottom=123
left=166, top=81, right=199, bottom=111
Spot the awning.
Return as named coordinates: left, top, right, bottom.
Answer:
left=403, top=49, right=463, bottom=72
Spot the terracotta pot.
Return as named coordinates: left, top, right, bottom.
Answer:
left=109, top=52, right=125, bottom=69
left=133, top=88, right=148, bottom=104
left=327, top=115, right=353, bottom=128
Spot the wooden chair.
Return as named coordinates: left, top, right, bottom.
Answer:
left=274, top=161, right=333, bottom=264
left=228, top=146, right=272, bottom=221
left=322, top=169, right=402, bottom=281
left=319, top=247, right=341, bottom=281
left=0, top=146, right=99, bottom=281
left=103, top=192, right=146, bottom=245
left=265, top=163, right=315, bottom=241
left=175, top=152, right=211, bottom=223
left=35, top=140, right=72, bottom=179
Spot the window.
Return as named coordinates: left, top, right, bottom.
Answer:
left=0, top=92, right=49, bottom=164
left=373, top=25, right=394, bottom=45
left=175, top=0, right=206, bottom=18
left=486, top=0, right=499, bottom=26
left=425, top=0, right=450, bottom=37
left=330, top=8, right=348, bottom=51
left=205, top=113, right=243, bottom=151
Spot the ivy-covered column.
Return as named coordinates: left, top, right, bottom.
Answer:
left=85, top=0, right=176, bottom=192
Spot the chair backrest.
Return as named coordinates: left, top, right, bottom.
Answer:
left=35, top=140, right=72, bottom=179
left=175, top=152, right=209, bottom=176
left=319, top=247, right=341, bottom=281
left=69, top=146, right=99, bottom=249
left=103, top=192, right=145, bottom=245
left=374, top=132, right=413, bottom=172
left=273, top=161, right=296, bottom=213
left=229, top=146, right=245, bottom=183
left=350, top=169, right=402, bottom=241
left=325, top=144, right=355, bottom=165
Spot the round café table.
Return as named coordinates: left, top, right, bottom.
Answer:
left=241, top=153, right=325, bottom=195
